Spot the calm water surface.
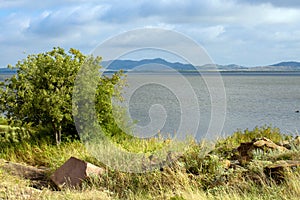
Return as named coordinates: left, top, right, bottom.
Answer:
left=124, top=72, right=300, bottom=140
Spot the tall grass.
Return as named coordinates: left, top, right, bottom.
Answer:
left=0, top=125, right=300, bottom=199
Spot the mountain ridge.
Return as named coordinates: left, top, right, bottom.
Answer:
left=1, top=59, right=300, bottom=72
left=102, top=58, right=300, bottom=71
left=271, top=61, right=300, bottom=67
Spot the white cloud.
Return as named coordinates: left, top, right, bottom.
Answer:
left=235, top=3, right=300, bottom=26
left=25, top=5, right=110, bottom=37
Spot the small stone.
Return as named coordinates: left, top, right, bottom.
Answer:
left=222, top=159, right=231, bottom=169
left=293, top=136, right=300, bottom=146
left=280, top=140, right=290, bottom=146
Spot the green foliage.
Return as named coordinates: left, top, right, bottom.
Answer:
left=0, top=124, right=35, bottom=143
left=0, top=117, right=7, bottom=125
left=0, top=47, right=125, bottom=144
left=0, top=117, right=40, bottom=144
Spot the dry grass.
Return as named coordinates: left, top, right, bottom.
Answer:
left=1, top=126, right=300, bottom=199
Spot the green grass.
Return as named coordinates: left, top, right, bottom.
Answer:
left=0, top=125, right=300, bottom=199
left=0, top=139, right=92, bottom=171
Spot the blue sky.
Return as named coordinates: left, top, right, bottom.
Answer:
left=1, top=0, right=300, bottom=67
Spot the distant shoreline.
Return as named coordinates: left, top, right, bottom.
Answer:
left=2, top=68, right=300, bottom=76
left=101, top=70, right=300, bottom=76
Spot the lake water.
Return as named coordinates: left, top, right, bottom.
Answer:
left=121, top=72, right=300, bottom=140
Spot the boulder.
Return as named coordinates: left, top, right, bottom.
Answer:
left=50, top=157, right=104, bottom=188
left=253, top=137, right=287, bottom=151
left=236, top=141, right=256, bottom=163
left=236, top=137, right=287, bottom=164
left=267, top=160, right=300, bottom=169
left=265, top=160, right=300, bottom=183
left=0, top=159, right=49, bottom=190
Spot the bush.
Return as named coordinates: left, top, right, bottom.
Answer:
left=0, top=123, right=35, bottom=144
left=0, top=47, right=125, bottom=144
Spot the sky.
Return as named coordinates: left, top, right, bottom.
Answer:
left=1, top=0, right=300, bottom=67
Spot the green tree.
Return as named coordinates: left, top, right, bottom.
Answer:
left=0, top=47, right=125, bottom=144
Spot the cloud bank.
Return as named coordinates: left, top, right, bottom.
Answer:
left=0, top=0, right=300, bottom=66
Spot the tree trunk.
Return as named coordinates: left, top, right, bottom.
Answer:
left=53, top=123, right=62, bottom=145
left=55, top=131, right=59, bottom=145
left=58, top=125, right=62, bottom=145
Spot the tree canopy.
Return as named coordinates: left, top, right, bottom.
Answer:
left=0, top=47, right=125, bottom=144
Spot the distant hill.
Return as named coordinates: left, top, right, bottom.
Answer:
left=102, top=58, right=248, bottom=71
left=271, top=61, right=300, bottom=67
left=250, top=61, right=300, bottom=71
left=102, top=58, right=196, bottom=71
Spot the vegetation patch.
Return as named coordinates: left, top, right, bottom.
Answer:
left=0, top=126, right=299, bottom=199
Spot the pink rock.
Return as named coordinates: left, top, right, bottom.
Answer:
left=50, top=157, right=104, bottom=188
